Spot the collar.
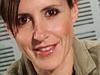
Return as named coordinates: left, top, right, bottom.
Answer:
left=73, top=38, right=96, bottom=75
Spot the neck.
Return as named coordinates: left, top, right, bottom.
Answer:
left=36, top=47, right=74, bottom=75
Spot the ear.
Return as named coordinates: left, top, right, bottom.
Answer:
left=71, top=0, right=78, bottom=24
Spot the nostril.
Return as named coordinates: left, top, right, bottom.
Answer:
left=31, top=32, right=49, bottom=48
left=34, top=34, right=45, bottom=41
left=32, top=23, right=48, bottom=41
left=32, top=39, right=42, bottom=48
left=33, top=33, right=49, bottom=42
left=31, top=27, right=49, bottom=47
left=33, top=29, right=48, bottom=42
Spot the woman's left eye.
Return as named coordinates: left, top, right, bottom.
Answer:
left=17, top=14, right=32, bottom=26
left=45, top=8, right=60, bottom=17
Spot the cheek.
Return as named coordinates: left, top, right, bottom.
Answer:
left=15, top=22, right=33, bottom=45
left=15, top=32, right=33, bottom=59
left=15, top=30, right=32, bottom=48
left=15, top=35, right=27, bottom=50
left=48, top=19, right=73, bottom=38
left=46, top=12, right=73, bottom=38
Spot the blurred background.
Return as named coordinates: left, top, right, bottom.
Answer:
left=0, top=0, right=100, bottom=75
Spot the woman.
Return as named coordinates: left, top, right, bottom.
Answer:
left=0, top=0, right=100, bottom=75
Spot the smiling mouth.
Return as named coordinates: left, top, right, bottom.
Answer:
left=33, top=44, right=57, bottom=57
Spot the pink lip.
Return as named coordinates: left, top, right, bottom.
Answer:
left=33, top=44, right=57, bottom=57
left=33, top=43, right=57, bottom=51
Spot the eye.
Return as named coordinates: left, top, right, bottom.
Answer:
left=45, top=8, right=60, bottom=17
left=17, top=14, right=32, bottom=26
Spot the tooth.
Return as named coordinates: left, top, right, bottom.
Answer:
left=39, top=46, right=52, bottom=51
left=50, top=50, right=53, bottom=53
left=41, top=48, right=47, bottom=51
left=46, top=46, right=51, bottom=50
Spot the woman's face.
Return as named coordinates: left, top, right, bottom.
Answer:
left=15, top=0, right=77, bottom=70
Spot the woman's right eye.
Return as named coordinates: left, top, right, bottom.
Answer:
left=17, top=14, right=31, bottom=26
left=44, top=8, right=60, bottom=17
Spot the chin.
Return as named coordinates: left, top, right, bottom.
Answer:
left=30, top=42, right=66, bottom=71
left=36, top=61, right=61, bottom=70
left=33, top=54, right=64, bottom=71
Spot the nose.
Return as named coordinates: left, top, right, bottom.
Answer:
left=33, top=20, right=48, bottom=42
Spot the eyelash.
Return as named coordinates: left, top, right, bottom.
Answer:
left=17, top=14, right=32, bottom=26
left=45, top=8, right=60, bottom=17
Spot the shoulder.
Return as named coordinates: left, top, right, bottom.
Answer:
left=73, top=38, right=100, bottom=55
left=74, top=39, right=100, bottom=74
left=83, top=40, right=100, bottom=74
left=83, top=40, right=100, bottom=70
left=83, top=40, right=100, bottom=54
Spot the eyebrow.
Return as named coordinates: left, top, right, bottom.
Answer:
left=41, top=4, right=61, bottom=12
left=17, top=13, right=33, bottom=19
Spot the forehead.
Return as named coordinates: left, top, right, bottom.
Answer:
left=18, top=0, right=67, bottom=12
left=19, top=0, right=67, bottom=5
